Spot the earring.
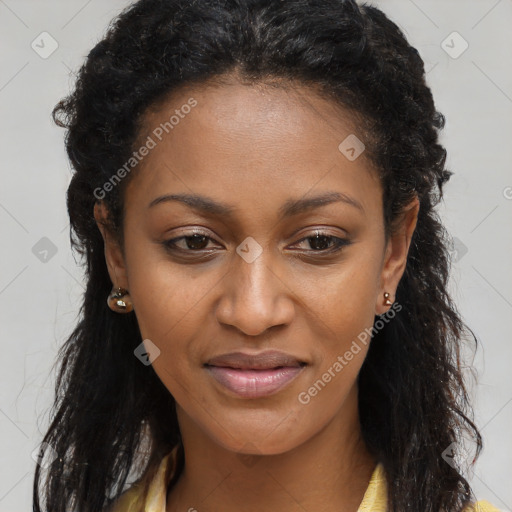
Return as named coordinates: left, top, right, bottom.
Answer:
left=107, top=286, right=133, bottom=313
left=383, top=292, right=393, bottom=306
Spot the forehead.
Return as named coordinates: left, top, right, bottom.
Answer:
left=124, top=79, right=380, bottom=219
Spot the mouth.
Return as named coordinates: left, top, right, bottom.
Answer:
left=204, top=350, right=307, bottom=370
left=204, top=350, right=307, bottom=398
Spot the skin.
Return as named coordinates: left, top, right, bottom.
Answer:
left=94, top=73, right=419, bottom=512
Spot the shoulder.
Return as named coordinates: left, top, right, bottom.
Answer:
left=463, top=500, right=502, bottom=512
left=106, top=483, right=144, bottom=512
left=366, top=463, right=501, bottom=512
left=106, top=446, right=181, bottom=512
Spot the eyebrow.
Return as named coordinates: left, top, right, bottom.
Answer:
left=147, top=191, right=364, bottom=218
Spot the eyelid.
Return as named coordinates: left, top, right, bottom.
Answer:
left=161, top=228, right=221, bottom=253
left=290, top=231, right=351, bottom=252
left=163, top=226, right=344, bottom=243
left=162, top=228, right=351, bottom=254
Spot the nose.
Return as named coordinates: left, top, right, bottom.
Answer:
left=214, top=245, right=295, bottom=337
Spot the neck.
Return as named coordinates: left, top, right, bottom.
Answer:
left=166, top=386, right=376, bottom=512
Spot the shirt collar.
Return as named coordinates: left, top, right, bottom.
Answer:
left=141, top=445, right=387, bottom=512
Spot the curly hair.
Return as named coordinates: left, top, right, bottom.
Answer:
left=33, top=1, right=482, bottom=511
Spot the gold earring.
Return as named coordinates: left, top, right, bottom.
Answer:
left=383, top=292, right=393, bottom=306
left=107, top=286, right=133, bottom=313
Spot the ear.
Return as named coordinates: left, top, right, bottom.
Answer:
left=375, top=196, right=419, bottom=315
left=93, top=201, right=129, bottom=291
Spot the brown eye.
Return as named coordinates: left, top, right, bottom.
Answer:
left=162, top=230, right=351, bottom=258
left=180, top=234, right=210, bottom=250
left=305, top=233, right=334, bottom=251
left=163, top=232, right=217, bottom=252
left=293, top=231, right=351, bottom=254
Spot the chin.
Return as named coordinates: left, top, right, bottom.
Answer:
left=207, top=413, right=312, bottom=457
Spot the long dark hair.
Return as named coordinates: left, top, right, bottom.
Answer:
left=33, top=1, right=482, bottom=511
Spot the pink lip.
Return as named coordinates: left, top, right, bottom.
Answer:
left=205, top=365, right=305, bottom=398
left=205, top=349, right=306, bottom=370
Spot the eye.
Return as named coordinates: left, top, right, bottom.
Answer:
left=161, top=229, right=351, bottom=257
left=291, top=230, right=351, bottom=254
left=163, top=231, right=219, bottom=252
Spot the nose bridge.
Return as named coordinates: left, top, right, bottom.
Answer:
left=216, top=238, right=294, bottom=335
left=237, top=241, right=276, bottom=300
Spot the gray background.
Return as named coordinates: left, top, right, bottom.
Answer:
left=0, top=0, right=511, bottom=510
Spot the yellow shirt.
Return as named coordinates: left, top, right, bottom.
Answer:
left=109, top=445, right=500, bottom=512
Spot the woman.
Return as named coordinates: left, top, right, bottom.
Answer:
left=33, top=0, right=499, bottom=511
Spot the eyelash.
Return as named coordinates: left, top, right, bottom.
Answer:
left=162, top=230, right=351, bottom=256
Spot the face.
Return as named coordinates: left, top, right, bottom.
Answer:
left=95, top=75, right=418, bottom=456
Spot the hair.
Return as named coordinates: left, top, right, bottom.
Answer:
left=34, top=0, right=483, bottom=511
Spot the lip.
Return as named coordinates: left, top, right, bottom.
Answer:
left=204, top=350, right=307, bottom=399
left=205, top=366, right=306, bottom=398
left=205, top=350, right=306, bottom=370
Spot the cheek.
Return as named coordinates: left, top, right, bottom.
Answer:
left=302, top=252, right=381, bottom=339
left=295, top=248, right=380, bottom=406
left=124, top=259, right=218, bottom=404
left=124, top=236, right=215, bottom=341
left=128, top=264, right=208, bottom=406
left=294, top=273, right=375, bottom=432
